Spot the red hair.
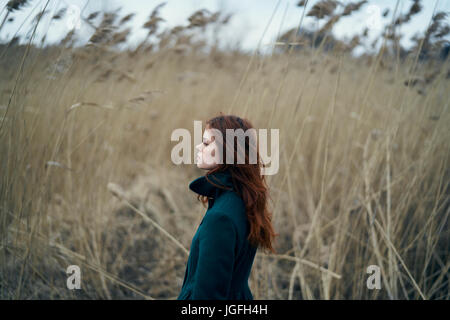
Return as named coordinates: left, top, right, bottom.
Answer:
left=197, top=113, right=278, bottom=254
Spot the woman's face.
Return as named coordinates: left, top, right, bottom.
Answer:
left=195, top=128, right=220, bottom=170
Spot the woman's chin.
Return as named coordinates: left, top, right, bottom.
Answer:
left=196, top=162, right=205, bottom=169
left=197, top=162, right=214, bottom=170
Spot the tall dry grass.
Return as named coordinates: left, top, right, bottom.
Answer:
left=0, top=1, right=449, bottom=299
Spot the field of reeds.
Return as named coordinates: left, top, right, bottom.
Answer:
left=0, top=0, right=449, bottom=299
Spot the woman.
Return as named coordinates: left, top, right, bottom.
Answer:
left=177, top=114, right=278, bottom=300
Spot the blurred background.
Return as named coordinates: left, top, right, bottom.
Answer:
left=0, top=0, right=449, bottom=299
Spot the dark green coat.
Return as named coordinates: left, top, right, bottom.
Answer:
left=177, top=169, right=258, bottom=300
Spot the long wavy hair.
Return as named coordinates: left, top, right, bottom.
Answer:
left=197, top=114, right=278, bottom=254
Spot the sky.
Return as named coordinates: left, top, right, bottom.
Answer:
left=0, top=0, right=449, bottom=56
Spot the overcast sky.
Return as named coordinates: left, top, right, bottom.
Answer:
left=1, top=0, right=449, bottom=55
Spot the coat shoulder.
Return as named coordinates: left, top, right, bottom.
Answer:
left=210, top=190, right=248, bottom=235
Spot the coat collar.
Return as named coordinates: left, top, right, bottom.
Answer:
left=189, top=168, right=234, bottom=198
